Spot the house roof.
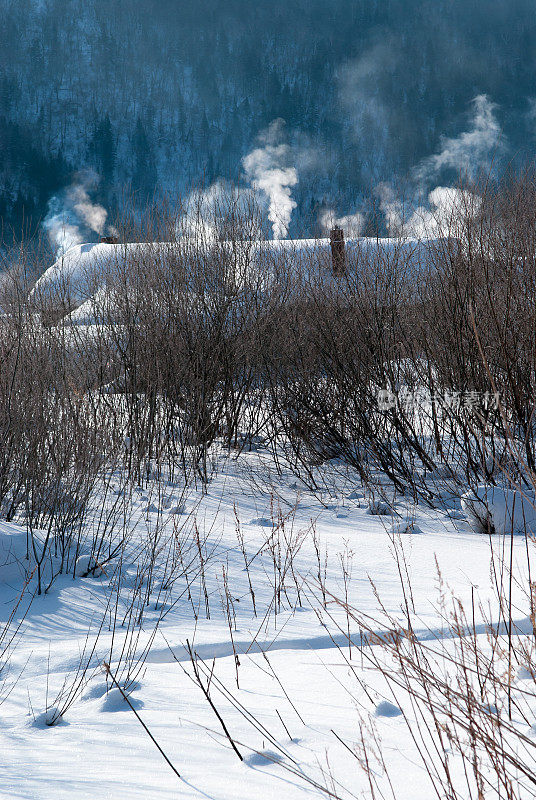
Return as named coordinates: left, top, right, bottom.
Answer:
left=32, top=236, right=447, bottom=324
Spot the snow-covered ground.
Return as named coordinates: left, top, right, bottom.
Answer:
left=0, top=444, right=534, bottom=799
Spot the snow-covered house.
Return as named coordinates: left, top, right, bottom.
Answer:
left=32, top=232, right=445, bottom=325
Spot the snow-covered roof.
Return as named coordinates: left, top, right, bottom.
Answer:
left=32, top=236, right=446, bottom=323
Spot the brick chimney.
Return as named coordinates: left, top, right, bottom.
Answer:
left=99, top=235, right=120, bottom=245
left=330, top=226, right=346, bottom=276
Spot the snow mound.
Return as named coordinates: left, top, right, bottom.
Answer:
left=391, top=519, right=421, bottom=535
left=245, top=750, right=284, bottom=767
left=168, top=504, right=186, bottom=515
left=33, top=707, right=64, bottom=727
left=516, top=665, right=534, bottom=681
left=101, top=688, right=144, bottom=713
left=0, top=521, right=63, bottom=586
left=367, top=500, right=392, bottom=516
left=374, top=700, right=402, bottom=718
left=461, top=485, right=536, bottom=535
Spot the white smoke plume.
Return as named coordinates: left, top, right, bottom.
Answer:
left=43, top=170, right=115, bottom=256
left=377, top=183, right=481, bottom=239
left=68, top=183, right=108, bottom=236
left=179, top=181, right=226, bottom=244
left=243, top=119, right=298, bottom=239
left=319, top=208, right=365, bottom=237
left=375, top=183, right=405, bottom=235
left=43, top=203, right=85, bottom=255
left=415, top=95, right=501, bottom=184
left=405, top=186, right=481, bottom=238
left=375, top=97, right=497, bottom=239
left=178, top=181, right=260, bottom=243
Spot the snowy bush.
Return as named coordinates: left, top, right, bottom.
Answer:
left=75, top=554, right=105, bottom=578
left=461, top=485, right=536, bottom=535
left=391, top=518, right=421, bottom=535
left=33, top=707, right=64, bottom=728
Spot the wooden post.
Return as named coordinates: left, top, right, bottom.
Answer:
left=330, top=226, right=346, bottom=275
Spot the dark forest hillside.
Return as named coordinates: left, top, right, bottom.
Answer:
left=2, top=0, right=535, bottom=237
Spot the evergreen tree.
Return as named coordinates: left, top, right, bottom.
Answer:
left=132, top=116, right=157, bottom=200
left=90, top=115, right=116, bottom=183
